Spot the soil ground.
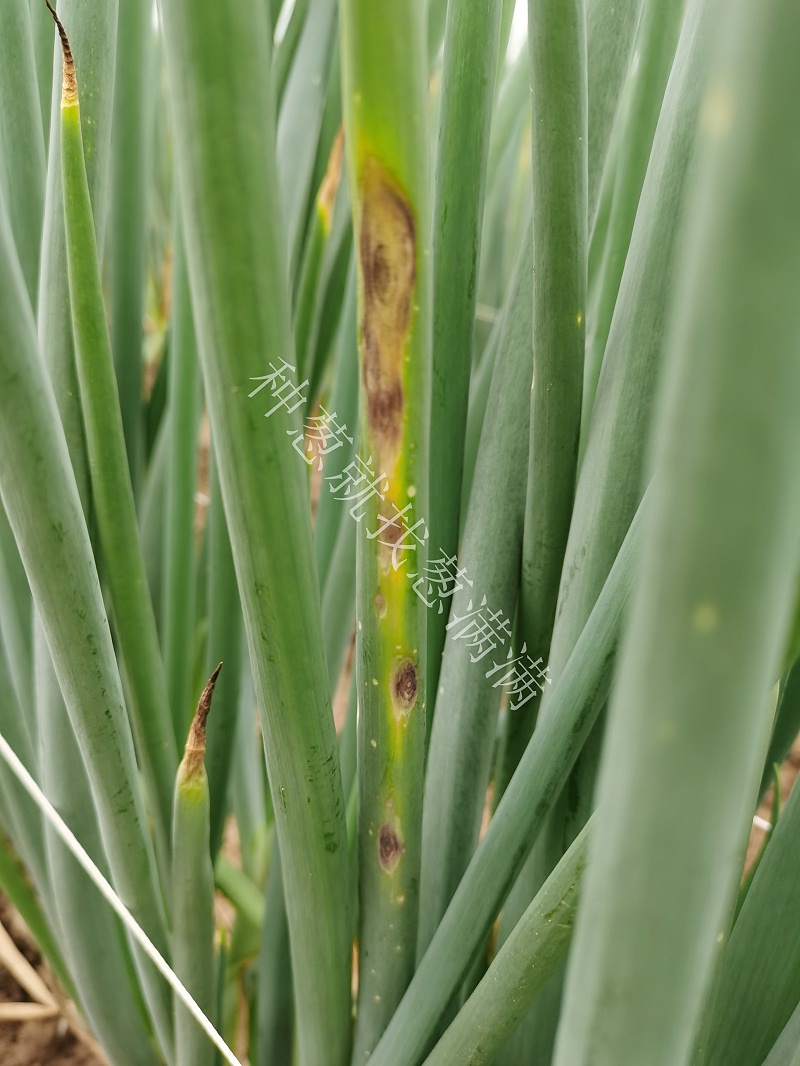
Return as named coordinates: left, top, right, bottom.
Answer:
left=0, top=898, right=106, bottom=1065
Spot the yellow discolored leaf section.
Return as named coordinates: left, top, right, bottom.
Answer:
left=358, top=157, right=417, bottom=473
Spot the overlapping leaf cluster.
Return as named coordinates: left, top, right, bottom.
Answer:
left=0, top=0, right=799, bottom=1064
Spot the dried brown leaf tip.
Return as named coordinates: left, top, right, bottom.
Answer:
left=182, top=663, right=223, bottom=777
left=45, top=0, right=78, bottom=107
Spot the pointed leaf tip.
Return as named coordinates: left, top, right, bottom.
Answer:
left=182, top=663, right=223, bottom=775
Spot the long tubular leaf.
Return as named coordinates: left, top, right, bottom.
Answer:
left=139, top=419, right=169, bottom=639
left=321, top=516, right=356, bottom=694
left=422, top=820, right=590, bottom=1066
left=162, top=219, right=202, bottom=746
left=33, top=9, right=121, bottom=1014
left=542, top=0, right=713, bottom=698
left=19, top=179, right=172, bottom=1053
left=158, top=1, right=353, bottom=1063
left=458, top=324, right=498, bottom=528
left=500, top=125, right=534, bottom=287
left=418, top=225, right=533, bottom=960
left=475, top=122, right=528, bottom=360
left=700, top=736, right=800, bottom=1064
left=308, top=42, right=344, bottom=207
left=306, top=177, right=353, bottom=407
left=552, top=0, right=800, bottom=1059
left=495, top=0, right=716, bottom=1053
left=35, top=632, right=160, bottom=1066
left=497, top=0, right=714, bottom=914
left=580, top=0, right=687, bottom=439
left=0, top=504, right=34, bottom=734
left=339, top=0, right=432, bottom=1053
left=586, top=0, right=645, bottom=224
left=108, top=0, right=153, bottom=495
left=203, top=452, right=244, bottom=860
left=294, top=129, right=345, bottom=384
left=314, top=267, right=358, bottom=586
left=38, top=0, right=118, bottom=502
left=368, top=499, right=643, bottom=1066
left=271, top=0, right=310, bottom=107
left=515, top=0, right=587, bottom=765
left=277, top=0, right=338, bottom=276
left=254, top=846, right=294, bottom=1066
left=0, top=164, right=170, bottom=1030
left=426, top=0, right=503, bottom=703
left=0, top=0, right=45, bottom=305
left=227, top=659, right=268, bottom=884
left=339, top=663, right=358, bottom=799
left=486, top=52, right=530, bottom=192
left=55, top=12, right=177, bottom=858
left=173, top=667, right=220, bottom=1066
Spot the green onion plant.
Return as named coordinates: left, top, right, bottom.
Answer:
left=0, top=0, right=799, bottom=1064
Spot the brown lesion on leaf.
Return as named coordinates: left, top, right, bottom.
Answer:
left=359, top=159, right=416, bottom=463
left=377, top=515, right=404, bottom=546
left=45, top=1, right=78, bottom=107
left=392, top=659, right=418, bottom=714
left=378, top=824, right=404, bottom=873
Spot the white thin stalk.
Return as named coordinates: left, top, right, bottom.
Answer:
left=0, top=731, right=242, bottom=1066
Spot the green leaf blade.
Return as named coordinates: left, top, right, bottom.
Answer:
left=552, top=1, right=800, bottom=1060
